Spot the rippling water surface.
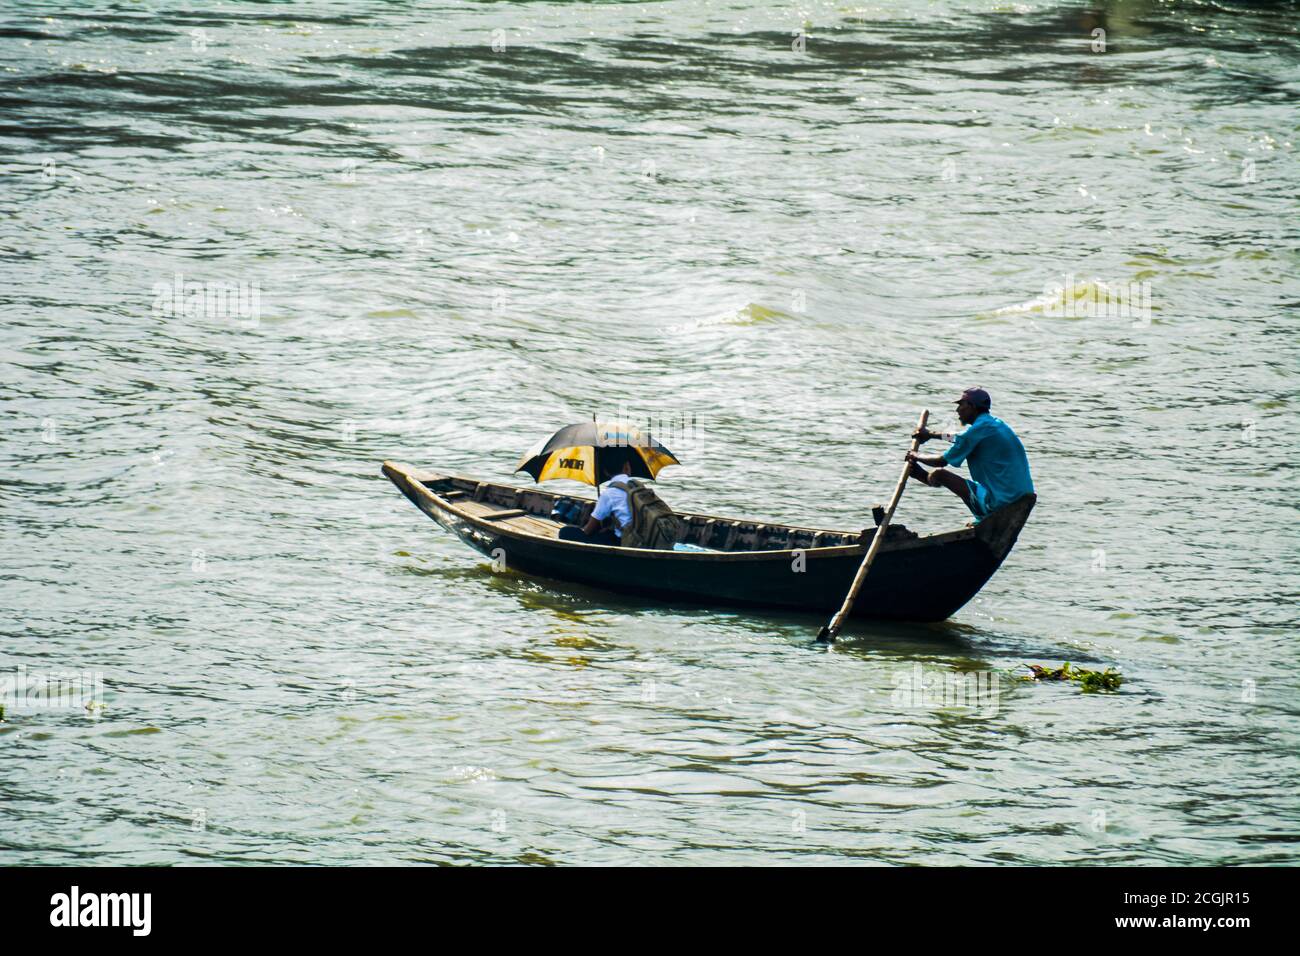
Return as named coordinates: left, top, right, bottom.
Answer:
left=3, top=0, right=1298, bottom=865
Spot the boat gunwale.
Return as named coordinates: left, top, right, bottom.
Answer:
left=383, top=461, right=982, bottom=561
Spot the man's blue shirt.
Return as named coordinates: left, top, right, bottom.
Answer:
left=592, top=474, right=633, bottom=537
left=941, top=412, right=1034, bottom=511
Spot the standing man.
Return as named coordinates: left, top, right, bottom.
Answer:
left=905, top=387, right=1034, bottom=522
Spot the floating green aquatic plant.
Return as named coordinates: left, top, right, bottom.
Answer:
left=1020, top=662, right=1122, bottom=693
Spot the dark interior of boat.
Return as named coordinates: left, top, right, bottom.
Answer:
left=421, top=473, right=918, bottom=553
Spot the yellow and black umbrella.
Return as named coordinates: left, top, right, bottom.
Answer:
left=514, top=421, right=679, bottom=489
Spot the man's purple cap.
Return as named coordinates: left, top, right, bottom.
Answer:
left=954, top=387, right=991, bottom=409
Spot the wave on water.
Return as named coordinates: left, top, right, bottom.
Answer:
left=663, top=301, right=794, bottom=334
left=983, top=275, right=1155, bottom=322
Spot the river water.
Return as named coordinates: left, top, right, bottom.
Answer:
left=3, top=0, right=1297, bottom=865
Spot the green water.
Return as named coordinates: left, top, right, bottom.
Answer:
left=2, top=0, right=1297, bottom=864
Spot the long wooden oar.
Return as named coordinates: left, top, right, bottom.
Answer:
left=817, top=408, right=930, bottom=643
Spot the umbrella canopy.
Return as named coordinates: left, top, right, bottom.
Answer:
left=514, top=421, right=679, bottom=488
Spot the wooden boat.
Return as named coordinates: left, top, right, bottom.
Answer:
left=382, top=461, right=1035, bottom=623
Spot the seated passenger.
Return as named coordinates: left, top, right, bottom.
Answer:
left=558, top=457, right=634, bottom=546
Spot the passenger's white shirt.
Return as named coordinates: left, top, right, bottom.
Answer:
left=592, top=474, right=633, bottom=537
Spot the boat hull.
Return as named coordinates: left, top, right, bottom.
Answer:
left=382, top=462, right=1034, bottom=623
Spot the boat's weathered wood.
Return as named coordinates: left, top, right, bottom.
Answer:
left=434, top=467, right=857, bottom=547
left=513, top=517, right=563, bottom=538
left=722, top=522, right=739, bottom=551
left=481, top=508, right=527, bottom=520
left=380, top=459, right=1035, bottom=623
left=381, top=461, right=966, bottom=557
